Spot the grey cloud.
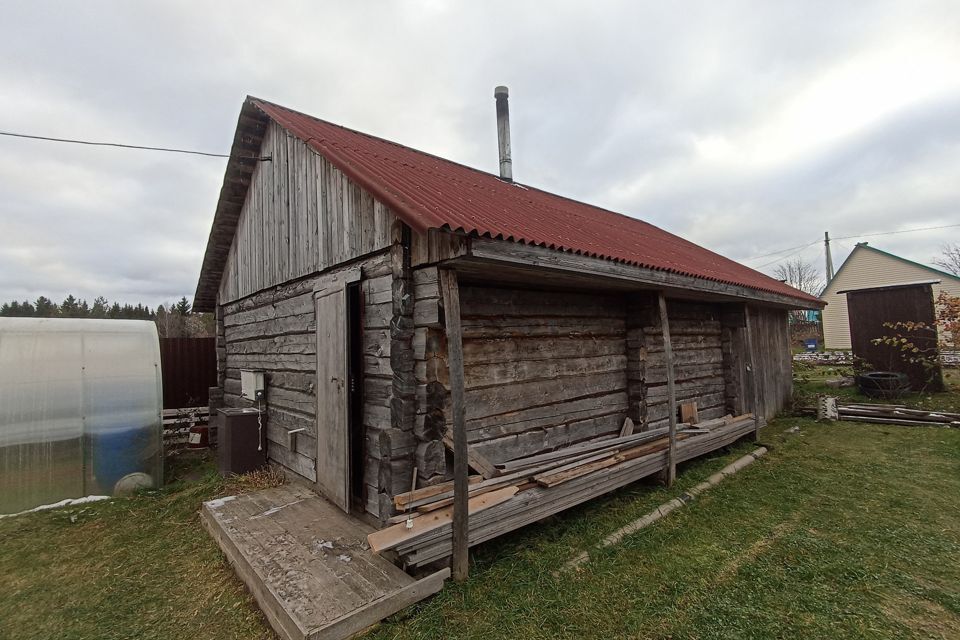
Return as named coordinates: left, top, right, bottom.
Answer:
left=1, top=1, right=958, bottom=307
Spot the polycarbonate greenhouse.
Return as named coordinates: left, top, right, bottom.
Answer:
left=0, top=318, right=163, bottom=514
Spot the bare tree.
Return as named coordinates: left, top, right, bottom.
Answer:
left=774, top=258, right=825, bottom=297
left=933, top=243, right=960, bottom=276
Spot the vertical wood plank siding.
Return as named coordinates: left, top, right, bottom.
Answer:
left=159, top=337, right=217, bottom=409
left=218, top=120, right=395, bottom=305
left=720, top=305, right=792, bottom=420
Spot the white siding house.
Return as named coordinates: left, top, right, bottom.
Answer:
left=821, top=243, right=960, bottom=349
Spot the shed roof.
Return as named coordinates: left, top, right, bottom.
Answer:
left=194, top=97, right=820, bottom=309
left=824, top=243, right=960, bottom=299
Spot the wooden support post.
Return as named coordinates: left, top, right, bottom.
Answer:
left=657, top=292, right=677, bottom=486
left=743, top=305, right=762, bottom=440
left=439, top=268, right=469, bottom=582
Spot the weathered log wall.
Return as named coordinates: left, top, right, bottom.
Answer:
left=410, top=267, right=449, bottom=488
left=218, top=120, right=396, bottom=305
left=220, top=251, right=394, bottom=518
left=410, top=280, right=631, bottom=471
left=458, top=286, right=629, bottom=463
left=640, top=300, right=728, bottom=429
left=407, top=279, right=786, bottom=485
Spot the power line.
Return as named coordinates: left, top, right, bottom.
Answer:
left=832, top=223, right=960, bottom=242
left=754, top=242, right=820, bottom=269
left=743, top=239, right=821, bottom=262
left=744, top=222, right=960, bottom=265
left=0, top=130, right=271, bottom=161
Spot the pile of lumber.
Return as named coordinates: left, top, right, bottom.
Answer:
left=367, top=414, right=761, bottom=568
left=837, top=402, right=960, bottom=428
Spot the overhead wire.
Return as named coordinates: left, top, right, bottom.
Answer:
left=743, top=222, right=960, bottom=266
left=0, top=130, right=270, bottom=161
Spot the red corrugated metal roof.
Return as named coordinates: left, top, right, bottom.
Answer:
left=252, top=97, right=820, bottom=305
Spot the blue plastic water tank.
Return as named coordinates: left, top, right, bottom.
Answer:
left=90, top=427, right=156, bottom=493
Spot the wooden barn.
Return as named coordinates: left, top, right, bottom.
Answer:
left=193, top=93, right=821, bottom=638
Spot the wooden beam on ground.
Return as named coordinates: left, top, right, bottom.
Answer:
left=657, top=292, right=678, bottom=486
left=439, top=268, right=469, bottom=582
left=441, top=432, right=498, bottom=479
left=744, top=305, right=762, bottom=440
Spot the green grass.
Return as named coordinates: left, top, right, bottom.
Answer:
left=0, top=453, right=273, bottom=640
left=366, top=420, right=960, bottom=639
left=2, top=415, right=959, bottom=639
left=794, top=364, right=960, bottom=412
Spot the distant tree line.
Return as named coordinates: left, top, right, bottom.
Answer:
left=0, top=295, right=213, bottom=337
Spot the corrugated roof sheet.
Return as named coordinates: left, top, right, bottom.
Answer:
left=250, top=97, right=819, bottom=305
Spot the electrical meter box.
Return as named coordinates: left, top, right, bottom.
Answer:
left=240, top=370, right=265, bottom=401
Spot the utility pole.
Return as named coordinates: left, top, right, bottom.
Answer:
left=824, top=231, right=835, bottom=283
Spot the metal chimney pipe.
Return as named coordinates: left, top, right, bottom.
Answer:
left=494, top=86, right=512, bottom=181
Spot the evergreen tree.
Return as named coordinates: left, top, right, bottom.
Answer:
left=108, top=302, right=122, bottom=318
left=174, top=296, right=191, bottom=315
left=60, top=295, right=81, bottom=318
left=34, top=296, right=58, bottom=317
left=91, top=296, right=109, bottom=318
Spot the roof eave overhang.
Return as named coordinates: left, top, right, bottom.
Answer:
left=462, top=236, right=824, bottom=310
left=192, top=99, right=270, bottom=312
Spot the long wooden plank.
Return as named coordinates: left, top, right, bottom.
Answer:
left=744, top=306, right=762, bottom=438
left=658, top=292, right=678, bottom=486
left=399, top=418, right=763, bottom=566
left=393, top=475, right=483, bottom=510
left=496, top=427, right=669, bottom=471
left=367, top=486, right=519, bottom=553
left=534, top=456, right=622, bottom=488
left=441, top=432, right=499, bottom=479
left=439, top=268, right=470, bottom=582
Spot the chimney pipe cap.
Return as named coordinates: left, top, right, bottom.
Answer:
left=494, top=85, right=509, bottom=98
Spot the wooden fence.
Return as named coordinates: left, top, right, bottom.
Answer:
left=159, top=337, right=217, bottom=409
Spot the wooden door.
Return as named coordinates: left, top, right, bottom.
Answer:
left=314, top=268, right=360, bottom=511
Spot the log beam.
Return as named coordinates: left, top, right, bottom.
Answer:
left=657, top=292, right=678, bottom=486
left=439, top=268, right=469, bottom=582
left=744, top=305, right=762, bottom=440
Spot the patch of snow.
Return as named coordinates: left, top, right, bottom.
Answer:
left=338, top=554, right=352, bottom=562
left=205, top=495, right=237, bottom=509
left=0, top=495, right=110, bottom=519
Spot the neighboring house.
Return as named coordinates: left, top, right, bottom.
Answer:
left=192, top=96, right=820, bottom=529
left=821, top=243, right=960, bottom=349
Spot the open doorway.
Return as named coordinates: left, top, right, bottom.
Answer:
left=346, top=281, right=365, bottom=511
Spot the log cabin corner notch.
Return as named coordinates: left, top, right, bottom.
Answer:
left=193, top=96, right=822, bottom=539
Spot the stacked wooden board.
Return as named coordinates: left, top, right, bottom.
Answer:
left=367, top=414, right=761, bottom=568
left=837, top=402, right=960, bottom=427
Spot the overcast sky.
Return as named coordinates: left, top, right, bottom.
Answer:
left=1, top=1, right=958, bottom=308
